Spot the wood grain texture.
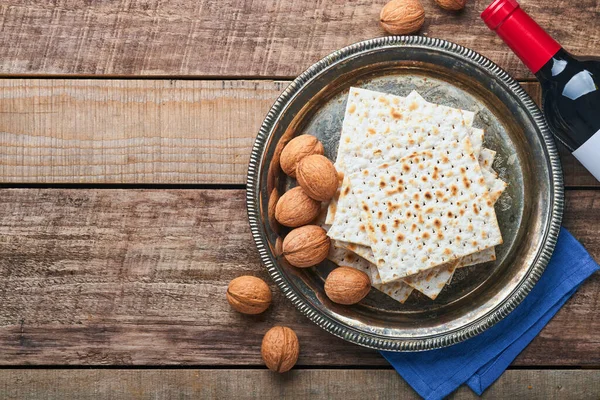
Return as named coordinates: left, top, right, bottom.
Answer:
left=0, top=79, right=596, bottom=186
left=0, top=189, right=598, bottom=366
left=1, top=1, right=600, bottom=79
left=0, top=369, right=598, bottom=399
left=0, top=79, right=287, bottom=184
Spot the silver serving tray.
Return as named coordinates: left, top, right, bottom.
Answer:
left=246, top=37, right=563, bottom=351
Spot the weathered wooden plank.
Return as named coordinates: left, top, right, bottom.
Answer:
left=0, top=79, right=596, bottom=186
left=0, top=79, right=287, bottom=184
left=0, top=189, right=598, bottom=366
left=0, top=369, right=598, bottom=399
left=1, top=1, right=599, bottom=79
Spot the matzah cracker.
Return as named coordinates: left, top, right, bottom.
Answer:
left=334, top=145, right=499, bottom=265
left=333, top=145, right=504, bottom=297
left=326, top=90, right=480, bottom=226
left=411, top=92, right=475, bottom=127
left=479, top=149, right=507, bottom=204
left=329, top=146, right=504, bottom=243
left=326, top=88, right=504, bottom=296
left=327, top=89, right=477, bottom=245
left=353, top=139, right=503, bottom=283
left=403, top=260, right=459, bottom=300
left=328, top=245, right=413, bottom=303
left=329, top=97, right=502, bottom=292
left=338, top=243, right=459, bottom=300
left=333, top=193, right=501, bottom=291
left=326, top=184, right=343, bottom=225
left=333, top=89, right=475, bottom=177
left=330, top=243, right=417, bottom=301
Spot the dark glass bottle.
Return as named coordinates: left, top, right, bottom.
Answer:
left=482, top=0, right=600, bottom=181
left=535, top=49, right=600, bottom=152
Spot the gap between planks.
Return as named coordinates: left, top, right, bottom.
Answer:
left=0, top=79, right=596, bottom=186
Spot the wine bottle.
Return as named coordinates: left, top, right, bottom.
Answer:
left=482, top=0, right=600, bottom=181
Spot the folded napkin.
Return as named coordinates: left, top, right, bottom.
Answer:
left=382, top=228, right=599, bottom=400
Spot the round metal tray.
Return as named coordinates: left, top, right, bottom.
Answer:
left=246, top=36, right=563, bottom=351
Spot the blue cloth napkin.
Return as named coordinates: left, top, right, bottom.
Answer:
left=382, top=228, right=599, bottom=400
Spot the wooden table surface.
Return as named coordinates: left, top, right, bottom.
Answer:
left=1, top=1, right=599, bottom=399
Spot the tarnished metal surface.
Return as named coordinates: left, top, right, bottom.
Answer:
left=246, top=37, right=563, bottom=351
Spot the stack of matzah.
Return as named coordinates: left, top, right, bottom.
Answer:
left=324, top=88, right=506, bottom=303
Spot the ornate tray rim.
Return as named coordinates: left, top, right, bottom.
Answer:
left=246, top=36, right=564, bottom=351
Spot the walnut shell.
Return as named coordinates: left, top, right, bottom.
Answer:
left=261, top=326, right=300, bottom=373
left=280, top=135, right=325, bottom=178
left=275, top=186, right=321, bottom=228
left=283, top=225, right=330, bottom=268
left=296, top=154, right=339, bottom=202
left=226, top=276, right=272, bottom=314
left=324, top=266, right=371, bottom=305
left=380, top=0, right=425, bottom=35
left=434, top=0, right=466, bottom=11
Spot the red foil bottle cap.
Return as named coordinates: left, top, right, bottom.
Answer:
left=481, top=0, right=561, bottom=73
left=481, top=0, right=519, bottom=30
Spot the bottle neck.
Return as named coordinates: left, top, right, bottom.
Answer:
left=535, top=49, right=575, bottom=81
left=482, top=0, right=562, bottom=74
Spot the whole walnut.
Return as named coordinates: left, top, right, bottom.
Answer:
left=226, top=276, right=272, bottom=314
left=380, top=0, right=425, bottom=35
left=296, top=154, right=339, bottom=202
left=275, top=186, right=321, bottom=228
left=280, top=135, right=325, bottom=178
left=324, top=267, right=371, bottom=305
left=283, top=225, right=330, bottom=268
left=261, top=326, right=300, bottom=373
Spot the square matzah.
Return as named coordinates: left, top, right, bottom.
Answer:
left=332, top=143, right=503, bottom=265
left=326, top=89, right=476, bottom=244
left=325, top=88, right=505, bottom=297
left=326, top=89, right=474, bottom=227
left=332, top=144, right=505, bottom=298
left=352, top=139, right=503, bottom=283
left=483, top=168, right=507, bottom=203
left=334, top=217, right=498, bottom=297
